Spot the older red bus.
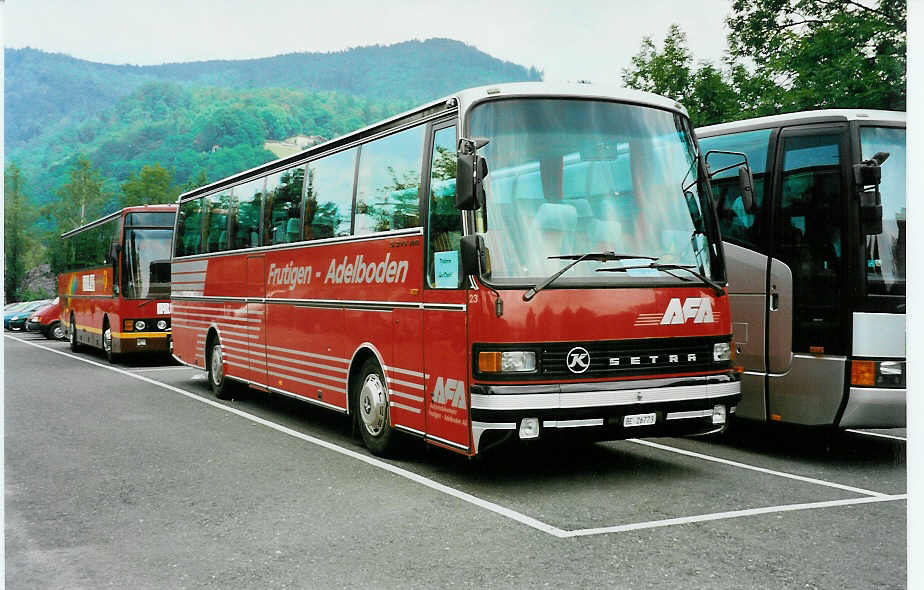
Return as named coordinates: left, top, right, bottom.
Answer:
left=60, top=205, right=176, bottom=362
left=171, top=83, right=742, bottom=456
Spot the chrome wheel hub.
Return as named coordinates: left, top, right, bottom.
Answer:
left=53, top=324, right=65, bottom=339
left=211, top=345, right=224, bottom=386
left=358, top=374, right=387, bottom=436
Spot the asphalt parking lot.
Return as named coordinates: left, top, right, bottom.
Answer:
left=4, top=332, right=907, bottom=589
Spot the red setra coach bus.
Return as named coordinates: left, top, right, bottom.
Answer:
left=60, top=205, right=176, bottom=362
left=170, top=83, right=746, bottom=456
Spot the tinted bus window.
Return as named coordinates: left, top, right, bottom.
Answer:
left=265, top=166, right=305, bottom=245
left=125, top=212, right=175, bottom=227
left=304, top=148, right=356, bottom=239
left=204, top=192, right=232, bottom=253
left=354, top=125, right=424, bottom=235
left=231, top=179, right=264, bottom=250
left=699, top=129, right=771, bottom=249
left=176, top=199, right=204, bottom=256
left=427, top=126, right=462, bottom=288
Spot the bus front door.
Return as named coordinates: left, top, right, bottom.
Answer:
left=766, top=125, right=848, bottom=425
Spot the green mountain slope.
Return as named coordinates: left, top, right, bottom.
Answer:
left=6, top=38, right=541, bottom=149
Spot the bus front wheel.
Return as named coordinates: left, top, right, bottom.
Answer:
left=354, top=358, right=397, bottom=457
left=102, top=321, right=118, bottom=363
left=69, top=316, right=82, bottom=352
left=208, top=342, right=233, bottom=400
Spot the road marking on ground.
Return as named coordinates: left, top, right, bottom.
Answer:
left=5, top=334, right=905, bottom=539
left=846, top=429, right=907, bottom=442
left=129, top=366, right=197, bottom=372
left=561, top=494, right=907, bottom=537
left=5, top=336, right=566, bottom=538
left=628, top=438, right=891, bottom=497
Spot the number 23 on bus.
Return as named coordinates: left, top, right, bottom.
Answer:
left=170, top=83, right=747, bottom=456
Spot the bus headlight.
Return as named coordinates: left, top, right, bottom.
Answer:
left=134, top=320, right=147, bottom=331
left=713, top=342, right=731, bottom=362
left=478, top=351, right=537, bottom=373
left=156, top=319, right=168, bottom=331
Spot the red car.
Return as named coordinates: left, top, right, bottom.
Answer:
left=25, top=298, right=65, bottom=340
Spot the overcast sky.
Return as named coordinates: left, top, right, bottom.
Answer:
left=4, top=0, right=734, bottom=83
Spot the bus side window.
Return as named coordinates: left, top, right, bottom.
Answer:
left=699, top=129, right=771, bottom=250
left=265, top=166, right=305, bottom=245
left=177, top=198, right=203, bottom=256
left=204, top=192, right=231, bottom=253
left=231, top=178, right=264, bottom=250
left=426, top=125, right=462, bottom=288
left=304, top=148, right=356, bottom=240
left=354, top=125, right=424, bottom=235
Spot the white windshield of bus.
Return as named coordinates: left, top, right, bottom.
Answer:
left=122, top=228, right=173, bottom=299
left=468, top=98, right=716, bottom=287
left=860, top=126, right=905, bottom=296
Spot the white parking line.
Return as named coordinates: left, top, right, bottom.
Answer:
left=562, top=494, right=907, bottom=537
left=846, top=429, right=907, bottom=442
left=129, top=366, right=197, bottom=372
left=628, top=438, right=891, bottom=497
left=5, top=336, right=566, bottom=538
left=5, top=334, right=905, bottom=539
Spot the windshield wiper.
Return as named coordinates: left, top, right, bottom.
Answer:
left=596, top=263, right=725, bottom=296
left=523, top=251, right=659, bottom=302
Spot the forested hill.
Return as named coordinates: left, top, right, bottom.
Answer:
left=6, top=39, right=542, bottom=149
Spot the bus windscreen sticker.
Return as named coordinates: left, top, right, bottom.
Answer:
left=434, top=251, right=459, bottom=289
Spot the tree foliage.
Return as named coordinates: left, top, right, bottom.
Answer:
left=45, top=157, right=113, bottom=273
left=623, top=0, right=906, bottom=126
left=727, top=0, right=906, bottom=111
left=120, top=163, right=182, bottom=208
left=4, top=164, right=39, bottom=301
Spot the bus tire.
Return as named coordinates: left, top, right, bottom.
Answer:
left=102, top=319, right=118, bottom=363
left=208, top=342, right=233, bottom=400
left=68, top=315, right=82, bottom=352
left=354, top=357, right=397, bottom=457
left=49, top=321, right=65, bottom=340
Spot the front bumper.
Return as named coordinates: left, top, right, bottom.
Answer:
left=838, top=386, right=906, bottom=428
left=470, top=375, right=740, bottom=453
left=25, top=320, right=45, bottom=332
left=113, top=333, right=171, bottom=354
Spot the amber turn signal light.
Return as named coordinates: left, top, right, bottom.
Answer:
left=478, top=351, right=502, bottom=373
left=850, top=360, right=876, bottom=386
left=123, top=319, right=134, bottom=332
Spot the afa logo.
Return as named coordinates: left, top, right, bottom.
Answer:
left=660, top=297, right=714, bottom=325
left=431, top=377, right=466, bottom=409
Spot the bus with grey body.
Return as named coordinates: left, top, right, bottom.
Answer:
left=696, top=109, right=905, bottom=429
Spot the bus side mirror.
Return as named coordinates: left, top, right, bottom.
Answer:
left=738, top=165, right=756, bottom=214
left=460, top=234, right=490, bottom=277
left=704, top=149, right=756, bottom=215
left=456, top=137, right=489, bottom=210
left=854, top=152, right=888, bottom=236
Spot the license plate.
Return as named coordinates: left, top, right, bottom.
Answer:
left=623, top=413, right=657, bottom=427
left=137, top=339, right=147, bottom=346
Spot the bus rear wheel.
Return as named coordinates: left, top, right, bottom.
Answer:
left=354, top=358, right=397, bottom=457
left=208, top=342, right=234, bottom=400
